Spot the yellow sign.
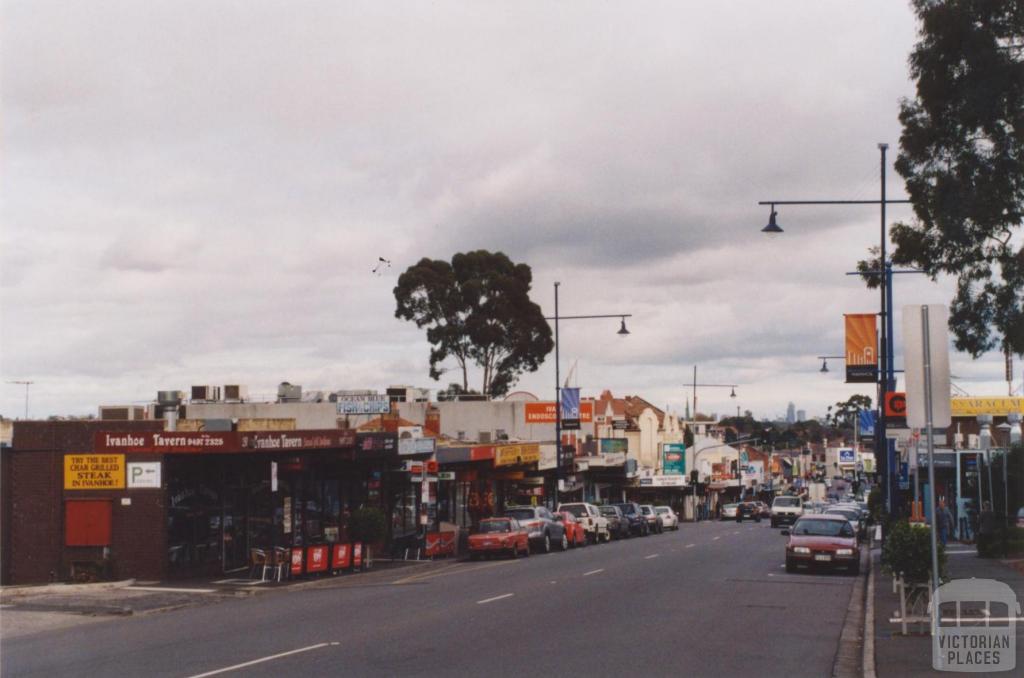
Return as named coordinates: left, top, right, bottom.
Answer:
left=64, top=454, right=125, bottom=490
left=494, top=444, right=541, bottom=467
left=951, top=397, right=1024, bottom=417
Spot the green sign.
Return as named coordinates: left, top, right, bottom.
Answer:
left=437, top=472, right=455, bottom=480
left=662, top=443, right=686, bottom=474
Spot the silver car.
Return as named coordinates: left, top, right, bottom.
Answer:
left=654, top=506, right=679, bottom=530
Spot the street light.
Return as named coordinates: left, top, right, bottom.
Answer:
left=817, top=356, right=844, bottom=373
left=691, top=435, right=759, bottom=521
left=682, top=365, right=737, bottom=421
left=758, top=143, right=911, bottom=516
left=545, top=282, right=632, bottom=506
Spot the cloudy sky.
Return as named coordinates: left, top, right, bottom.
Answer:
left=1, top=1, right=1015, bottom=421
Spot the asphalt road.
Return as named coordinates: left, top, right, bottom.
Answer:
left=2, top=519, right=857, bottom=678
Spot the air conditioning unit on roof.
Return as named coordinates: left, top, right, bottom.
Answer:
left=191, top=385, right=220, bottom=402
left=223, top=385, right=248, bottom=402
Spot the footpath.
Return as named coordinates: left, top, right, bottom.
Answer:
left=870, top=544, right=1024, bottom=677
left=0, top=558, right=448, bottom=640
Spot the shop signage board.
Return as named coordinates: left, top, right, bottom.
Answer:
left=838, top=449, right=856, bottom=464
left=612, top=419, right=628, bottom=430
left=437, top=471, right=455, bottom=480
left=94, top=430, right=356, bottom=454
left=494, top=444, right=541, bottom=467
left=599, top=438, right=628, bottom=455
left=845, top=313, right=878, bottom=383
left=950, top=397, right=1024, bottom=417
left=398, top=437, right=436, bottom=456
left=524, top=401, right=593, bottom=424
left=335, top=394, right=391, bottom=415
left=639, top=474, right=687, bottom=487
left=662, top=443, right=685, bottom=474
left=64, top=454, right=125, bottom=490
left=127, top=462, right=161, bottom=488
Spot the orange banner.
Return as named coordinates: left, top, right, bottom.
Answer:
left=845, top=314, right=878, bottom=383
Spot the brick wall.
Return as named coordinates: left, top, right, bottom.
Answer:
left=4, top=421, right=167, bottom=584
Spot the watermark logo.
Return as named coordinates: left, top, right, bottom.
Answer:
left=932, top=578, right=1019, bottom=672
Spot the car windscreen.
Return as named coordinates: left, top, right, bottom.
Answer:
left=826, top=509, right=858, bottom=521
left=616, top=504, right=638, bottom=515
left=561, top=505, right=587, bottom=518
left=792, top=519, right=853, bottom=537
left=505, top=509, right=536, bottom=521
left=641, top=507, right=652, bottom=515
left=478, top=521, right=511, bottom=533
left=599, top=507, right=617, bottom=516
left=774, top=497, right=800, bottom=507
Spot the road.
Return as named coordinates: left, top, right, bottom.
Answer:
left=2, top=519, right=857, bottom=678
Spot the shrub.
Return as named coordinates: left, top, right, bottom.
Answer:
left=978, top=525, right=1024, bottom=559
left=881, top=520, right=946, bottom=584
left=348, top=506, right=388, bottom=544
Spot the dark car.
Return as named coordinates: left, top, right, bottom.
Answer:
left=613, top=502, right=650, bottom=537
left=735, top=501, right=761, bottom=523
left=598, top=505, right=630, bottom=539
left=504, top=506, right=568, bottom=553
left=783, top=514, right=860, bottom=575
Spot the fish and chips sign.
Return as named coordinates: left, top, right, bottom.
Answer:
left=65, top=454, right=125, bottom=490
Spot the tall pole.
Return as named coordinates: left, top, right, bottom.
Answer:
left=693, top=366, right=697, bottom=422
left=877, top=143, right=894, bottom=516
left=554, top=282, right=561, bottom=510
left=921, top=306, right=941, bottom=594
left=7, top=380, right=33, bottom=420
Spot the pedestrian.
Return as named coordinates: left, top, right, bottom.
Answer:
left=937, top=499, right=954, bottom=547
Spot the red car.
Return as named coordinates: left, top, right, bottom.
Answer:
left=784, top=514, right=860, bottom=575
left=468, top=518, right=530, bottom=560
left=557, top=511, right=588, bottom=548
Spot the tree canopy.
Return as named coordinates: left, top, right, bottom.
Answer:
left=393, top=250, right=554, bottom=398
left=891, top=0, right=1024, bottom=357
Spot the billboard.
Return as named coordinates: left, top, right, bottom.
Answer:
left=335, top=394, right=391, bottom=415
left=845, top=313, right=878, bottom=383
left=525, top=400, right=594, bottom=424
left=662, top=443, right=686, bottom=474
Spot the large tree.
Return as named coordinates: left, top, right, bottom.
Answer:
left=394, top=250, right=554, bottom=397
left=889, top=0, right=1024, bottom=358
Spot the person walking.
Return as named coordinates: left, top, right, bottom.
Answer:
left=937, top=499, right=955, bottom=547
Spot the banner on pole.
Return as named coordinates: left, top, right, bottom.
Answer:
left=560, top=388, right=581, bottom=430
left=845, top=313, right=878, bottom=383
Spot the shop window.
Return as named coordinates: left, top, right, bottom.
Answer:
left=65, top=500, right=112, bottom=546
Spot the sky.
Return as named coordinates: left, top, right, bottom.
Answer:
left=1, top=0, right=1017, bottom=422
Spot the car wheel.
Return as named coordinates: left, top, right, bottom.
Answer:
left=559, top=533, right=569, bottom=551
left=522, top=542, right=530, bottom=557
left=542, top=533, right=551, bottom=553
left=470, top=553, right=479, bottom=561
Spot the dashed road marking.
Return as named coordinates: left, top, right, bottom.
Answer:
left=685, top=544, right=696, bottom=548
left=712, top=536, right=721, bottom=541
left=583, top=569, right=604, bottom=577
left=130, top=586, right=216, bottom=594
left=645, top=554, right=659, bottom=560
left=477, top=593, right=514, bottom=605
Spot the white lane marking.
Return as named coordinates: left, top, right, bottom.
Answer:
left=186, top=643, right=331, bottom=678
left=129, top=586, right=216, bottom=594
left=550, top=581, right=557, bottom=585
left=712, top=536, right=721, bottom=541
left=732, top=531, right=740, bottom=535
left=477, top=593, right=514, bottom=605
left=583, top=569, right=604, bottom=576
left=645, top=554, right=659, bottom=560
left=685, top=544, right=696, bottom=548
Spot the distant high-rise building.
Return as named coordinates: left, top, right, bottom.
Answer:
left=797, top=409, right=806, bottom=422
left=786, top=402, right=796, bottom=424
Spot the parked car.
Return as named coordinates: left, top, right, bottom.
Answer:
left=654, top=506, right=679, bottom=531
left=468, top=518, right=529, bottom=560
left=824, top=507, right=863, bottom=541
left=556, top=511, right=588, bottom=548
left=613, top=502, right=650, bottom=536
left=504, top=506, right=568, bottom=553
left=770, top=495, right=804, bottom=527
left=1017, top=507, right=1024, bottom=529
left=753, top=501, right=771, bottom=519
left=639, top=505, right=664, bottom=533
left=558, top=502, right=611, bottom=543
left=599, top=505, right=630, bottom=539
left=720, top=503, right=739, bottom=520
left=783, top=514, right=860, bottom=575
left=735, top=501, right=761, bottom=522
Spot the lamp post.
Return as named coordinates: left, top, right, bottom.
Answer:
left=545, top=282, right=631, bottom=507
left=691, top=436, right=759, bottom=521
left=759, top=143, right=911, bottom=517
left=683, top=366, right=737, bottom=421
left=817, top=356, right=845, bottom=374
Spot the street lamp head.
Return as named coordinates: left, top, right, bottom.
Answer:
left=729, top=387, right=736, bottom=398
left=617, top=317, right=630, bottom=336
left=762, top=205, right=783, bottom=234
left=820, top=358, right=829, bottom=373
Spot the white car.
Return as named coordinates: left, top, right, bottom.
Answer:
left=654, top=506, right=679, bottom=530
left=557, top=502, right=611, bottom=543
left=770, top=495, right=804, bottom=527
left=720, top=503, right=739, bottom=520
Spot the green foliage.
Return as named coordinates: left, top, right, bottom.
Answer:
left=886, top=0, right=1024, bottom=357
left=348, top=507, right=388, bottom=544
left=829, top=395, right=872, bottom=428
left=868, top=486, right=887, bottom=526
left=882, top=520, right=946, bottom=584
left=394, top=251, right=554, bottom=397
left=683, top=425, right=694, bottom=448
